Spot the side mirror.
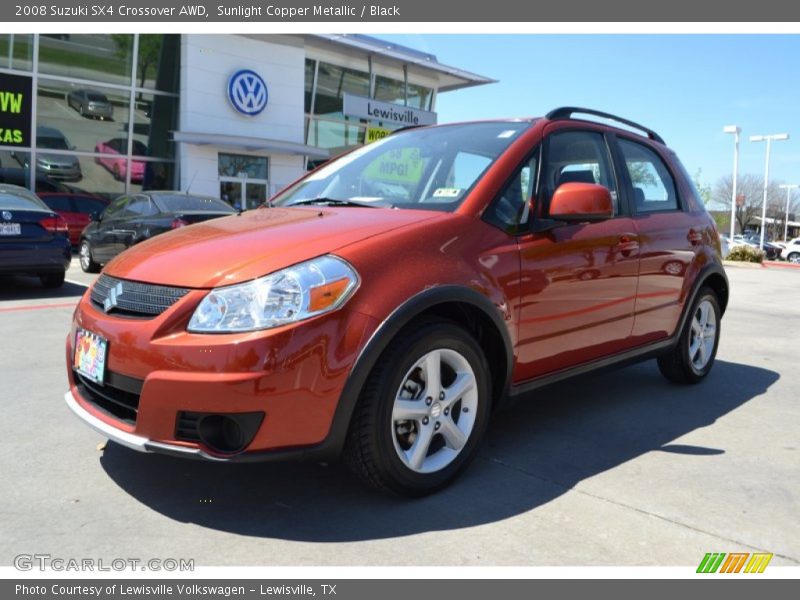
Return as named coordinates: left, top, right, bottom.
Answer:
left=549, top=182, right=613, bottom=222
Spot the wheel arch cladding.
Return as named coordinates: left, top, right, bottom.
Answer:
left=700, top=270, right=729, bottom=316
left=330, top=286, right=515, bottom=457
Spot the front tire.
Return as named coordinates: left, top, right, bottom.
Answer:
left=79, top=239, right=100, bottom=273
left=657, top=287, right=721, bottom=384
left=344, top=321, right=491, bottom=496
left=788, top=252, right=800, bottom=264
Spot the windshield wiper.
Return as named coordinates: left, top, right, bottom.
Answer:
left=288, top=197, right=384, bottom=208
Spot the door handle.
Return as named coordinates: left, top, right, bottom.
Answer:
left=615, top=234, right=639, bottom=254
left=687, top=229, right=703, bottom=245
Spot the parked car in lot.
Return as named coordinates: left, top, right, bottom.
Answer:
left=780, top=237, right=800, bottom=263
left=0, top=184, right=70, bottom=287
left=11, top=127, right=82, bottom=182
left=65, top=108, right=728, bottom=495
left=0, top=167, right=73, bottom=194
left=38, top=192, right=109, bottom=246
left=66, top=89, right=114, bottom=120
left=94, top=139, right=147, bottom=182
left=78, top=191, right=235, bottom=272
left=741, top=234, right=781, bottom=260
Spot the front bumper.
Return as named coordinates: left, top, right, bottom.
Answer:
left=64, top=389, right=225, bottom=460
left=66, top=287, right=378, bottom=460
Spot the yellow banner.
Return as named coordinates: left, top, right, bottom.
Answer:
left=366, top=127, right=392, bottom=144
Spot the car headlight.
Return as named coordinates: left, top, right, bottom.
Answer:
left=187, top=255, right=359, bottom=333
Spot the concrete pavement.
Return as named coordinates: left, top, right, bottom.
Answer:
left=0, top=263, right=797, bottom=566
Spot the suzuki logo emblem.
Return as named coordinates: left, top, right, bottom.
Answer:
left=228, top=69, right=268, bottom=116
left=103, top=282, right=124, bottom=313
left=1, top=211, right=11, bottom=221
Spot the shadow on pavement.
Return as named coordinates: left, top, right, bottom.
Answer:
left=0, top=275, right=86, bottom=301
left=100, top=359, right=777, bottom=542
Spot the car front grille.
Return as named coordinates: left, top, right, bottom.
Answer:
left=74, top=370, right=143, bottom=425
left=90, top=273, right=190, bottom=317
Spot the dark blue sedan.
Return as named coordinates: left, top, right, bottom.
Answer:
left=0, top=183, right=71, bottom=288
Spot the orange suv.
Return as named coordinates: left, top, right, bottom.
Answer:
left=65, top=108, right=728, bottom=495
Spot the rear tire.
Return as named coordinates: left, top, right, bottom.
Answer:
left=79, top=239, right=101, bottom=273
left=657, top=287, right=721, bottom=384
left=40, top=271, right=65, bottom=289
left=344, top=321, right=491, bottom=496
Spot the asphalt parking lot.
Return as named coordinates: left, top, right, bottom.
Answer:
left=0, top=262, right=798, bottom=566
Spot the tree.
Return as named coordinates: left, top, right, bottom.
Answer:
left=692, top=168, right=712, bottom=206
left=713, top=174, right=800, bottom=239
left=111, top=34, right=162, bottom=90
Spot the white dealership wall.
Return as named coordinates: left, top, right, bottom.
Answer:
left=178, top=34, right=306, bottom=197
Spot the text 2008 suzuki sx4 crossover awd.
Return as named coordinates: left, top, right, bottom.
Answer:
left=66, top=108, right=728, bottom=495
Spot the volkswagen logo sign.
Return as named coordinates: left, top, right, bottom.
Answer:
left=1, top=211, right=11, bottom=221
left=227, top=69, right=268, bottom=116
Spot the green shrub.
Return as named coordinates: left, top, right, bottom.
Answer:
left=727, top=244, right=765, bottom=263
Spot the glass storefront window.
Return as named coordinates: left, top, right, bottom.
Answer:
left=132, top=93, right=177, bottom=159
left=408, top=83, right=433, bottom=110
left=130, top=160, right=175, bottom=193
left=313, top=62, right=370, bottom=118
left=306, top=118, right=365, bottom=151
left=218, top=153, right=268, bottom=180
left=374, top=76, right=405, bottom=106
left=373, top=76, right=432, bottom=110
left=305, top=59, right=315, bottom=114
left=38, top=34, right=133, bottom=86
left=38, top=79, right=130, bottom=156
left=135, top=35, right=179, bottom=93
left=0, top=34, right=34, bottom=72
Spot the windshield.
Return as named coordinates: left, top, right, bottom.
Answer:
left=0, top=192, right=49, bottom=211
left=154, top=194, right=236, bottom=213
left=37, top=136, right=69, bottom=150
left=273, top=121, right=531, bottom=212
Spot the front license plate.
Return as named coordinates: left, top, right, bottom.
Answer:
left=0, top=223, right=20, bottom=236
left=73, top=328, right=108, bottom=385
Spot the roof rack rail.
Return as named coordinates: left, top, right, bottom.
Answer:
left=545, top=107, right=665, bottom=145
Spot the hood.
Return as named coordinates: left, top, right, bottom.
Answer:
left=105, top=206, right=440, bottom=288
left=37, top=153, right=79, bottom=168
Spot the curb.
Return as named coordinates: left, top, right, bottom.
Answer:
left=763, top=261, right=800, bottom=270
left=722, top=260, right=764, bottom=269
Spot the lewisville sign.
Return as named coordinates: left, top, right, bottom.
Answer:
left=343, top=93, right=437, bottom=127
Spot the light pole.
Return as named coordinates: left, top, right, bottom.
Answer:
left=779, top=184, right=798, bottom=242
left=723, top=125, right=740, bottom=241
left=750, top=133, right=789, bottom=249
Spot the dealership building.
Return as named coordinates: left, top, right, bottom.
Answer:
left=0, top=34, right=492, bottom=208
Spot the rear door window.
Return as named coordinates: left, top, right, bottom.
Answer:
left=618, top=139, right=679, bottom=213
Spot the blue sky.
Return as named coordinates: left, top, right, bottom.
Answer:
left=381, top=35, right=800, bottom=195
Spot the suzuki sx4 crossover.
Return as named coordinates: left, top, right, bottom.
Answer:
left=66, top=108, right=728, bottom=496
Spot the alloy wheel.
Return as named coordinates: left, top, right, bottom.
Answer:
left=390, top=348, right=478, bottom=474
left=689, top=299, right=717, bottom=371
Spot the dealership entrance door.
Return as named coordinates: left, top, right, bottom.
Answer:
left=218, top=153, right=269, bottom=210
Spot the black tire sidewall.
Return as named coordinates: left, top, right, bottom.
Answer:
left=80, top=241, right=97, bottom=272
left=369, top=324, right=491, bottom=495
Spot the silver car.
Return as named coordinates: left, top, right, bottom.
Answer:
left=67, top=88, right=114, bottom=120
left=12, top=126, right=82, bottom=182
